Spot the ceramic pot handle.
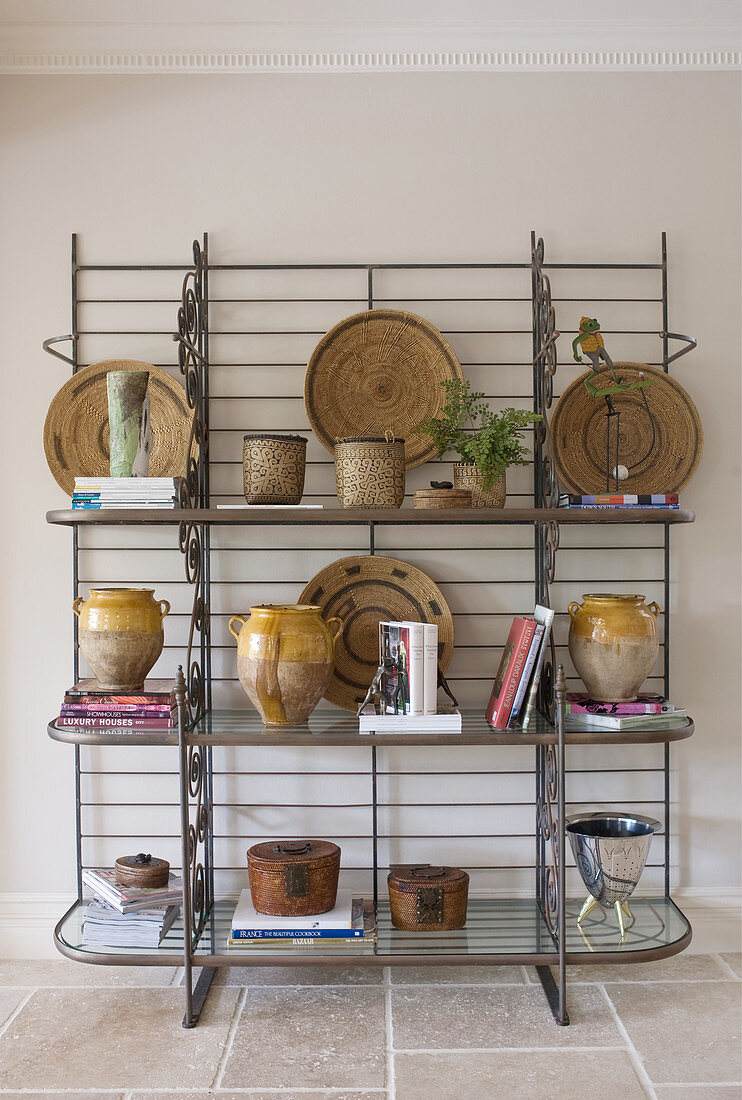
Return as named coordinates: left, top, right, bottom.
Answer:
left=326, top=616, right=344, bottom=643
left=228, top=614, right=247, bottom=640
left=647, top=601, right=661, bottom=617
left=72, top=597, right=84, bottom=617
left=158, top=599, right=170, bottom=621
left=567, top=601, right=581, bottom=620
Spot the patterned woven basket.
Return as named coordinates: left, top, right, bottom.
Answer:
left=387, top=864, right=469, bottom=931
left=115, top=854, right=170, bottom=889
left=247, top=839, right=341, bottom=916
left=335, top=434, right=405, bottom=509
left=243, top=433, right=307, bottom=505
left=453, top=464, right=506, bottom=508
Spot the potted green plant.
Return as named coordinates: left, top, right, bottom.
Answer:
left=420, top=380, right=542, bottom=507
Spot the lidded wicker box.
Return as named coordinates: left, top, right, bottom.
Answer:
left=247, top=839, right=341, bottom=916
left=115, top=854, right=170, bottom=889
left=335, top=434, right=405, bottom=509
left=387, top=864, right=469, bottom=931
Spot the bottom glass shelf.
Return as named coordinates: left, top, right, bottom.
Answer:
left=55, top=896, right=691, bottom=966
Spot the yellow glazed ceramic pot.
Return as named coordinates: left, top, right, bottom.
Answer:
left=567, top=593, right=660, bottom=703
left=229, top=605, right=343, bottom=726
left=73, top=588, right=170, bottom=692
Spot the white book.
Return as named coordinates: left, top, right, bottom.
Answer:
left=508, top=623, right=545, bottom=725
left=401, top=621, right=425, bottom=715
left=231, top=889, right=355, bottom=933
left=423, top=623, right=438, bottom=715
left=359, top=709, right=461, bottom=733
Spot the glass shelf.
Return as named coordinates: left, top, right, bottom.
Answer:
left=48, top=709, right=695, bottom=748
left=55, top=896, right=691, bottom=967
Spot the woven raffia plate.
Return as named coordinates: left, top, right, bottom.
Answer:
left=304, top=310, right=463, bottom=469
left=551, top=363, right=703, bottom=494
left=298, top=555, right=454, bottom=712
left=44, top=359, right=194, bottom=496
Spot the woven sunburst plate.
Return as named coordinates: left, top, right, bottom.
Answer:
left=44, top=359, right=195, bottom=496
left=298, top=554, right=454, bottom=712
left=551, top=363, right=703, bottom=495
left=304, top=310, right=463, bottom=469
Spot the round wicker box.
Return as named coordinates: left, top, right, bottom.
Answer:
left=335, top=435, right=405, bottom=509
left=243, top=433, right=307, bottom=505
left=247, top=839, right=341, bottom=916
left=387, top=864, right=469, bottom=931
left=414, top=488, right=472, bottom=509
left=115, top=854, right=170, bottom=889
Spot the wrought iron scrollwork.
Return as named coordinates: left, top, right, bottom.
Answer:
left=173, top=239, right=209, bottom=725
left=532, top=236, right=560, bottom=511
left=532, top=236, right=563, bottom=941
left=537, top=743, right=560, bottom=935
left=176, top=667, right=211, bottom=944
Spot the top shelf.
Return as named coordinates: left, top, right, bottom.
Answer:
left=46, top=506, right=696, bottom=527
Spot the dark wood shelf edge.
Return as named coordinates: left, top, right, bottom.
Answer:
left=45, top=506, right=696, bottom=527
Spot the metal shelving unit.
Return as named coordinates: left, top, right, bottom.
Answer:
left=45, top=232, right=696, bottom=1029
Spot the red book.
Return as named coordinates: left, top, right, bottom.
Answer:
left=56, top=715, right=177, bottom=729
left=486, top=617, right=538, bottom=729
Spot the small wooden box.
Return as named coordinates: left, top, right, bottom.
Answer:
left=387, top=864, right=469, bottom=931
left=247, top=839, right=341, bottom=917
left=115, top=854, right=170, bottom=889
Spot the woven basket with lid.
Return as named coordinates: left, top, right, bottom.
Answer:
left=387, top=864, right=469, bottom=931
left=115, top=854, right=170, bottom=889
left=247, top=839, right=341, bottom=916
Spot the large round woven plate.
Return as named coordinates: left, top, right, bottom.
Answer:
left=44, top=359, right=194, bottom=496
left=304, top=310, right=463, bottom=469
left=551, top=363, right=703, bottom=494
left=298, top=554, right=454, bottom=712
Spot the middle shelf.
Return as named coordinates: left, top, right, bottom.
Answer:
left=47, top=708, right=696, bottom=748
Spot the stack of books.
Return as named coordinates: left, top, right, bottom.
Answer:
left=57, top=679, right=177, bottom=733
left=558, top=493, right=679, bottom=510
left=358, top=621, right=462, bottom=732
left=228, top=890, right=376, bottom=949
left=72, top=477, right=184, bottom=510
left=486, top=605, right=555, bottom=730
left=565, top=692, right=687, bottom=732
left=81, top=867, right=182, bottom=948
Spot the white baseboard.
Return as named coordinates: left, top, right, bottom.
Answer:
left=1, top=890, right=739, bottom=960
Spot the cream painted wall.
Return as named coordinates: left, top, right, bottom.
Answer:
left=0, top=74, right=739, bottom=929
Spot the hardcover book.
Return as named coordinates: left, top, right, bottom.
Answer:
left=378, top=622, right=412, bottom=715
left=66, top=679, right=176, bottom=701
left=566, top=692, right=674, bottom=715
left=519, top=605, right=555, bottom=729
left=486, top=616, right=537, bottom=730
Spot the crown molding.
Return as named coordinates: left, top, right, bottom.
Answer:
left=1, top=19, right=740, bottom=73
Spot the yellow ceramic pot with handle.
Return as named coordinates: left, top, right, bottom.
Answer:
left=229, top=605, right=343, bottom=726
left=73, top=588, right=170, bottom=691
left=567, top=593, right=660, bottom=702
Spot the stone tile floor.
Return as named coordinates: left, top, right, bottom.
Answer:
left=0, top=955, right=739, bottom=1098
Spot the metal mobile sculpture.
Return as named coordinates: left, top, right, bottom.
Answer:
left=572, top=317, right=656, bottom=490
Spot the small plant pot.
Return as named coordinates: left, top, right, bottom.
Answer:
left=243, top=433, right=307, bottom=505
left=453, top=464, right=506, bottom=508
